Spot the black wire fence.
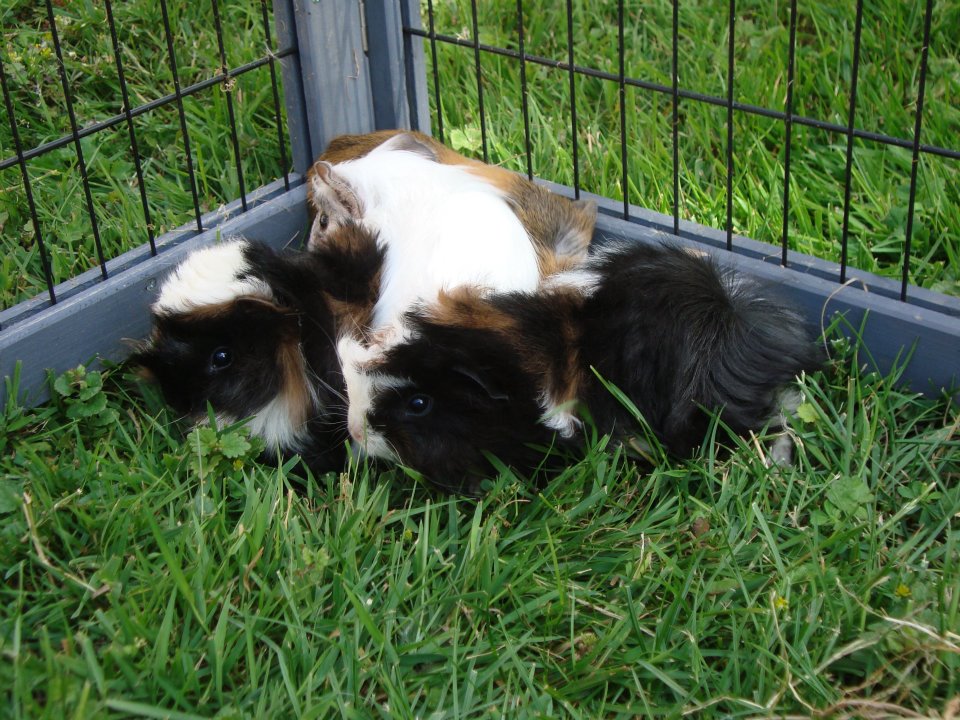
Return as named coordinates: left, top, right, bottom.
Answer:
left=412, top=0, right=959, bottom=305
left=0, top=0, right=291, bottom=318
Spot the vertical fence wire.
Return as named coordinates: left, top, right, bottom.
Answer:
left=105, top=0, right=155, bottom=256
left=210, top=0, right=248, bottom=212
left=780, top=0, right=799, bottom=267
left=839, top=0, right=865, bottom=284
left=671, top=0, right=679, bottom=234
left=469, top=0, right=489, bottom=162
left=618, top=0, right=629, bottom=220
left=566, top=0, right=580, bottom=199
left=260, top=0, right=290, bottom=191
left=159, top=0, right=203, bottom=232
left=725, top=0, right=736, bottom=251
left=901, top=0, right=935, bottom=302
left=426, top=0, right=444, bottom=143
left=515, top=0, right=533, bottom=180
left=0, top=59, right=56, bottom=306
left=46, top=0, right=108, bottom=280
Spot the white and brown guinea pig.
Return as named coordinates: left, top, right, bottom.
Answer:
left=132, top=223, right=383, bottom=472
left=340, top=241, right=825, bottom=495
left=306, top=131, right=598, bottom=331
left=312, top=130, right=597, bottom=276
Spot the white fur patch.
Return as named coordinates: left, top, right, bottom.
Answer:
left=331, top=144, right=540, bottom=332
left=539, top=267, right=602, bottom=296
left=244, top=394, right=311, bottom=452
left=538, top=392, right=583, bottom=439
left=153, top=239, right=273, bottom=315
left=336, top=336, right=394, bottom=460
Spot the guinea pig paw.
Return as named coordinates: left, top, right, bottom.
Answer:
left=765, top=432, right=796, bottom=468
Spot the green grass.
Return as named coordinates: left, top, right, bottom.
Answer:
left=427, top=0, right=960, bottom=295
left=1, top=335, right=958, bottom=717
left=2, top=0, right=960, bottom=716
left=0, top=0, right=288, bottom=309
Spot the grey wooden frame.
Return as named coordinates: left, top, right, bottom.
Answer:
left=2, top=0, right=958, bottom=409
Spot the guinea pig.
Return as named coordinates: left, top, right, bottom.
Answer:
left=307, top=130, right=598, bottom=278
left=339, top=241, right=825, bottom=494
left=304, top=134, right=544, bottom=333
left=132, top=223, right=384, bottom=472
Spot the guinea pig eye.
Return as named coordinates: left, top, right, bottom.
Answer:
left=209, top=347, right=233, bottom=372
left=405, top=394, right=433, bottom=417
left=318, top=212, right=329, bottom=230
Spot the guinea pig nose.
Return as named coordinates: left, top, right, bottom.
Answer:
left=347, top=418, right=365, bottom=444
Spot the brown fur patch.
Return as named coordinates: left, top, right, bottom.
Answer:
left=544, top=313, right=586, bottom=418
left=504, top=177, right=595, bottom=277
left=460, top=159, right=516, bottom=194
left=157, top=296, right=277, bottom=323
left=311, top=131, right=596, bottom=276
left=319, top=223, right=382, bottom=334
left=426, top=287, right=521, bottom=337
left=325, top=268, right=380, bottom=337
left=429, top=286, right=587, bottom=419
left=276, top=334, right=314, bottom=429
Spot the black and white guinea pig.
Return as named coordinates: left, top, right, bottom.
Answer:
left=306, top=130, right=598, bottom=277
left=339, top=241, right=825, bottom=494
left=132, top=223, right=383, bottom=472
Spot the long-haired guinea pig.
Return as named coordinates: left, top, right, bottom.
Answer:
left=303, top=134, right=543, bottom=333
left=339, top=241, right=825, bottom=494
left=307, top=130, right=598, bottom=279
left=132, top=224, right=383, bottom=472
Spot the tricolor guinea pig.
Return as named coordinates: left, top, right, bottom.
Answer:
left=306, top=132, right=598, bottom=313
left=339, top=241, right=825, bottom=494
left=132, top=223, right=383, bottom=472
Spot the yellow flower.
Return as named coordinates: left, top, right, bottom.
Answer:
left=774, top=595, right=789, bottom=611
left=894, top=583, right=911, bottom=598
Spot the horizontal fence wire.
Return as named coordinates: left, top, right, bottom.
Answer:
left=1, top=2, right=295, bottom=314
left=405, top=27, right=960, bottom=163
left=406, top=5, right=958, bottom=305
left=0, top=52, right=292, bottom=174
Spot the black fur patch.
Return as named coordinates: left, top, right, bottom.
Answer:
left=361, top=242, right=824, bottom=490
left=134, top=235, right=386, bottom=475
left=367, top=324, right=562, bottom=495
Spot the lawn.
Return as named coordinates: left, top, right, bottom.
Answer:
left=1, top=0, right=959, bottom=717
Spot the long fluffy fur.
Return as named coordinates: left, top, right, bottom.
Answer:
left=311, top=130, right=597, bottom=273
left=132, top=226, right=384, bottom=473
left=342, top=241, right=824, bottom=493
left=308, top=137, right=542, bottom=332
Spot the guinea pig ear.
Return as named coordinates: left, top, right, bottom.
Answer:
left=453, top=365, right=509, bottom=402
left=233, top=296, right=299, bottom=329
left=310, top=161, right=363, bottom=219
left=382, top=132, right=440, bottom=162
left=555, top=198, right=598, bottom=260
